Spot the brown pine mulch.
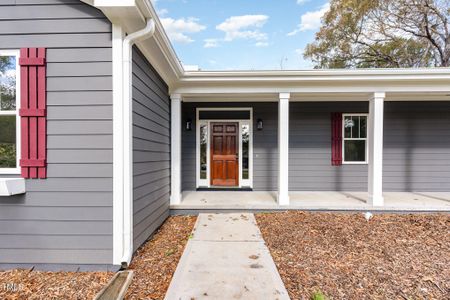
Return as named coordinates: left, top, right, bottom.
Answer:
left=256, top=211, right=450, bottom=300
left=0, top=269, right=113, bottom=300
left=125, top=215, right=197, bottom=300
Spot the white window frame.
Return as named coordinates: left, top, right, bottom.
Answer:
left=195, top=107, right=253, bottom=189
left=0, top=49, right=21, bottom=175
left=342, top=113, right=368, bottom=165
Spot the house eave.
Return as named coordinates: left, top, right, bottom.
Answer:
left=83, top=0, right=450, bottom=96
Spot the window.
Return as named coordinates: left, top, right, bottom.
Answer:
left=242, top=124, right=249, bottom=180
left=0, top=50, right=20, bottom=173
left=342, top=114, right=367, bottom=163
left=199, top=123, right=207, bottom=180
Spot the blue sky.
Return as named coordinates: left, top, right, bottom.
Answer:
left=152, top=0, right=330, bottom=70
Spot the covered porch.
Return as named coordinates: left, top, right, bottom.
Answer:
left=172, top=191, right=450, bottom=211
left=168, top=69, right=450, bottom=210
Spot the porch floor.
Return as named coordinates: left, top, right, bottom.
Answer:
left=171, top=191, right=450, bottom=211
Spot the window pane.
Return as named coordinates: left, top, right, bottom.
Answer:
left=344, top=116, right=353, bottom=138
left=242, top=124, right=249, bottom=180
left=344, top=140, right=366, bottom=162
left=353, top=116, right=360, bottom=138
left=200, top=124, right=207, bottom=180
left=0, top=56, right=16, bottom=111
left=360, top=116, right=367, bottom=138
left=0, top=116, right=16, bottom=168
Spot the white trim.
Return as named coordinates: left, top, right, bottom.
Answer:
left=112, top=24, right=125, bottom=266
left=170, top=94, right=182, bottom=204
left=278, top=93, right=290, bottom=205
left=368, top=92, right=385, bottom=206
left=0, top=49, right=21, bottom=175
left=111, top=19, right=155, bottom=268
left=0, top=178, right=25, bottom=196
left=195, top=108, right=253, bottom=189
left=341, top=113, right=369, bottom=165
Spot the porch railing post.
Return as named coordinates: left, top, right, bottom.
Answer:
left=170, top=93, right=182, bottom=205
left=278, top=93, right=290, bottom=205
left=368, top=92, right=385, bottom=206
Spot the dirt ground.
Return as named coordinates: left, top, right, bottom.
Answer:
left=0, top=269, right=113, bottom=300
left=126, top=215, right=197, bottom=300
left=256, top=211, right=449, bottom=300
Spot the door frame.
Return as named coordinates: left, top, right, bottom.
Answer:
left=196, top=107, right=253, bottom=189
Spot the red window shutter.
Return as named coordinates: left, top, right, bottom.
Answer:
left=331, top=113, right=342, bottom=166
left=19, top=48, right=47, bottom=179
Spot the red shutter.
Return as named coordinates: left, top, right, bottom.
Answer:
left=331, top=113, right=342, bottom=166
left=19, top=48, right=47, bottom=179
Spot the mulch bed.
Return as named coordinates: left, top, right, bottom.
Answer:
left=0, top=269, right=113, bottom=300
left=125, top=215, right=197, bottom=300
left=256, top=212, right=450, bottom=300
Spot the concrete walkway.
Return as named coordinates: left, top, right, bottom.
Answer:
left=164, top=213, right=290, bottom=300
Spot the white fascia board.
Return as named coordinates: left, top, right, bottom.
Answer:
left=0, top=178, right=25, bottom=196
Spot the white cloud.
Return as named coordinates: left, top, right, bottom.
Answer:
left=216, top=15, right=269, bottom=42
left=295, top=48, right=304, bottom=55
left=157, top=8, right=169, bottom=16
left=255, top=41, right=269, bottom=47
left=204, top=38, right=219, bottom=48
left=160, top=17, right=206, bottom=43
left=288, top=3, right=329, bottom=36
left=296, top=0, right=310, bottom=4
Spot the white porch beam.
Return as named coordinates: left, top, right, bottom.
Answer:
left=171, top=94, right=182, bottom=205
left=368, top=92, right=385, bottom=206
left=278, top=93, right=290, bottom=205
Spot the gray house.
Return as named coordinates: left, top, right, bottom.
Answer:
left=0, top=0, right=449, bottom=271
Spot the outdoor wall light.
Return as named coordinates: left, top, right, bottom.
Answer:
left=257, top=118, right=263, bottom=130
left=186, top=119, right=192, bottom=131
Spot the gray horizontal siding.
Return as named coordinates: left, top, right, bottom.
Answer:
left=182, top=102, right=278, bottom=191
left=0, top=0, right=113, bottom=268
left=132, top=46, right=170, bottom=251
left=289, top=101, right=450, bottom=192
left=383, top=102, right=450, bottom=191
left=289, top=102, right=369, bottom=191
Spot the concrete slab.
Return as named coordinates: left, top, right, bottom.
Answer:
left=192, top=213, right=262, bottom=242
left=164, top=213, right=290, bottom=300
left=172, top=191, right=450, bottom=211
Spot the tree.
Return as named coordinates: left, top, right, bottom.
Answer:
left=304, top=0, right=450, bottom=68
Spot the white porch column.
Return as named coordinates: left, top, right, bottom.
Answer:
left=170, top=94, right=182, bottom=205
left=368, top=92, right=385, bottom=206
left=278, top=93, right=290, bottom=205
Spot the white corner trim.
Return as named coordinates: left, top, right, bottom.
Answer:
left=368, top=92, right=385, bottom=206
left=278, top=93, right=290, bottom=205
left=112, top=19, right=156, bottom=268
left=0, top=178, right=25, bottom=196
left=170, top=94, right=182, bottom=205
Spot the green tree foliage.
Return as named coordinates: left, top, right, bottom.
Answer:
left=304, top=0, right=449, bottom=68
left=0, top=116, right=16, bottom=168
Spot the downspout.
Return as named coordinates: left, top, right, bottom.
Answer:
left=121, top=18, right=156, bottom=268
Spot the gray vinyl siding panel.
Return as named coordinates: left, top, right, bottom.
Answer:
left=289, top=102, right=369, bottom=191
left=383, top=102, right=450, bottom=191
left=0, top=0, right=113, bottom=267
left=132, top=46, right=170, bottom=251
left=182, top=102, right=278, bottom=191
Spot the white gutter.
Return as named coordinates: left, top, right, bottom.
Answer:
left=121, top=18, right=156, bottom=268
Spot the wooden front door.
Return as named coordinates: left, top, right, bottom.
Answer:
left=210, top=122, right=239, bottom=186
